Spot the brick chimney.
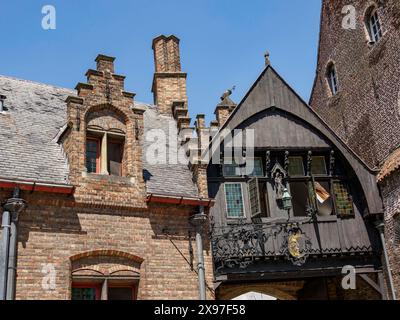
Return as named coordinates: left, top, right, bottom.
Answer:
left=152, top=35, right=188, bottom=115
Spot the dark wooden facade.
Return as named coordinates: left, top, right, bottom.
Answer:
left=207, top=66, right=385, bottom=300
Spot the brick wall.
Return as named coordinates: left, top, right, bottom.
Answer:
left=0, top=190, right=214, bottom=300
left=310, top=0, right=400, bottom=169
left=379, top=170, right=400, bottom=297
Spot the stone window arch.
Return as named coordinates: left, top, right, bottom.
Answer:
left=364, top=4, right=383, bottom=44
left=85, top=105, right=128, bottom=176
left=70, top=250, right=143, bottom=300
left=326, top=62, right=339, bottom=96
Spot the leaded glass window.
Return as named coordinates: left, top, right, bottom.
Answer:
left=288, top=157, right=305, bottom=176
left=223, top=160, right=241, bottom=177
left=72, top=287, right=97, bottom=300
left=225, top=183, right=245, bottom=218
left=249, top=158, right=264, bottom=177
left=333, top=181, right=354, bottom=217
left=311, top=156, right=327, bottom=175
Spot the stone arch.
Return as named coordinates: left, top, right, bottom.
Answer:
left=217, top=282, right=302, bottom=301
left=70, top=250, right=143, bottom=277
left=362, top=1, right=381, bottom=42
left=84, top=104, right=128, bottom=133
left=70, top=249, right=144, bottom=264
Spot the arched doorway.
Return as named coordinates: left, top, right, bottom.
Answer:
left=232, top=291, right=278, bottom=300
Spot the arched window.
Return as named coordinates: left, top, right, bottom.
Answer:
left=326, top=63, right=339, bottom=96
left=366, top=7, right=383, bottom=43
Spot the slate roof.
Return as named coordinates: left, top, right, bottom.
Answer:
left=0, top=75, right=199, bottom=198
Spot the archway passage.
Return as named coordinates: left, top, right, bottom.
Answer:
left=216, top=282, right=302, bottom=301
left=232, top=292, right=278, bottom=300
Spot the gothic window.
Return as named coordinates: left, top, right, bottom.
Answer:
left=224, top=183, right=245, bottom=218
left=326, top=63, right=339, bottom=96
left=366, top=7, right=383, bottom=43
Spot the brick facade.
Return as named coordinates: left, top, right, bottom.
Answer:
left=310, top=0, right=400, bottom=298
left=0, top=36, right=214, bottom=300
left=310, top=0, right=400, bottom=169
left=0, top=190, right=214, bottom=300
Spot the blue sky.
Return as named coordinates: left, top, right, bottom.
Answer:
left=0, top=0, right=321, bottom=124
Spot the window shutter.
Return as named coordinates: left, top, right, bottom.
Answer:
left=332, top=181, right=354, bottom=217
left=307, top=178, right=317, bottom=214
left=248, top=177, right=261, bottom=217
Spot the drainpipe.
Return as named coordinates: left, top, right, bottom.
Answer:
left=2, top=188, right=27, bottom=300
left=376, top=222, right=397, bottom=300
left=190, top=207, right=208, bottom=300
left=0, top=210, right=11, bottom=300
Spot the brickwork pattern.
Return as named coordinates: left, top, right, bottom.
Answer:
left=310, top=0, right=400, bottom=169
left=0, top=190, right=214, bottom=300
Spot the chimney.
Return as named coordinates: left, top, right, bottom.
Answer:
left=152, top=35, right=188, bottom=115
left=214, top=89, right=237, bottom=127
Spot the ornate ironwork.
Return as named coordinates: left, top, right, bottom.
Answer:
left=210, top=217, right=313, bottom=272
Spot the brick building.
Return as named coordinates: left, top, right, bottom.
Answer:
left=0, top=35, right=214, bottom=300
left=310, top=0, right=400, bottom=298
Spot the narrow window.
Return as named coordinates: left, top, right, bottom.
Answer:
left=224, top=183, right=245, bottom=218
left=367, top=8, right=383, bottom=43
left=108, top=287, right=135, bottom=300
left=248, top=178, right=261, bottom=217
left=107, top=139, right=123, bottom=176
left=393, top=214, right=400, bottom=246
left=86, top=138, right=100, bottom=173
left=327, top=64, right=339, bottom=96
left=332, top=180, right=354, bottom=217
left=288, top=156, right=305, bottom=176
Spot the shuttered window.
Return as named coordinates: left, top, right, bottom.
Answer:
left=332, top=181, right=354, bottom=217
left=224, top=183, right=245, bottom=218
left=248, top=178, right=261, bottom=217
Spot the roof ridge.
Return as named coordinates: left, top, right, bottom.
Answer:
left=0, top=74, right=76, bottom=93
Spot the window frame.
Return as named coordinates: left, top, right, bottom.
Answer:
left=366, top=7, right=383, bottom=44
left=224, top=182, right=246, bottom=219
left=71, top=282, right=102, bottom=300
left=86, top=137, right=101, bottom=174
left=326, top=64, right=339, bottom=96
left=107, top=137, right=124, bottom=176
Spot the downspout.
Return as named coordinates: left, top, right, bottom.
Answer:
left=376, top=222, right=397, bottom=300
left=0, top=210, right=11, bottom=300
left=2, top=188, right=27, bottom=300
left=190, top=206, right=208, bottom=300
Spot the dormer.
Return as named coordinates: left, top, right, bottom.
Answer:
left=62, top=55, right=146, bottom=207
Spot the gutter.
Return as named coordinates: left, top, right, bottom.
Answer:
left=147, top=193, right=214, bottom=207
left=0, top=178, right=74, bottom=195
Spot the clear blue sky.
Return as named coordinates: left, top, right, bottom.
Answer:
left=0, top=0, right=321, bottom=124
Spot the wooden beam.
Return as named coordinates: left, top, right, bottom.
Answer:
left=359, top=274, right=382, bottom=295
